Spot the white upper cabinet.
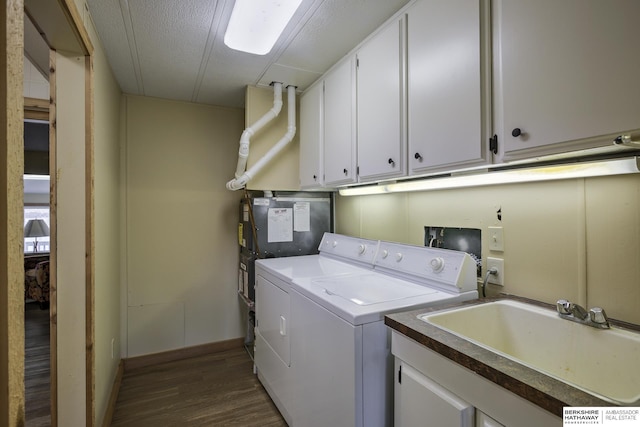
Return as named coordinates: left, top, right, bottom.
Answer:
left=323, top=57, right=357, bottom=186
left=299, top=81, right=324, bottom=189
left=356, top=17, right=407, bottom=182
left=494, top=0, right=640, bottom=161
left=407, top=0, right=487, bottom=175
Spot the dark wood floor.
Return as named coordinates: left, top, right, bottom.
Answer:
left=111, top=347, right=287, bottom=426
left=24, top=301, right=51, bottom=427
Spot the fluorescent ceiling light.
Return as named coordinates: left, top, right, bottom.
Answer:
left=224, top=0, right=303, bottom=55
left=338, top=157, right=640, bottom=196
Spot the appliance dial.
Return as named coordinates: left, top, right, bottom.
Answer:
left=381, top=250, right=389, bottom=259
left=358, top=244, right=366, bottom=254
left=332, top=240, right=338, bottom=248
left=395, top=253, right=403, bottom=262
left=430, top=257, right=445, bottom=273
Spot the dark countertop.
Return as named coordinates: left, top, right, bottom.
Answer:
left=385, top=295, right=640, bottom=418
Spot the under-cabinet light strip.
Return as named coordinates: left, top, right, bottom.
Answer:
left=338, top=157, right=640, bottom=196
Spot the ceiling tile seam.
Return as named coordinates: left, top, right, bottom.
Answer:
left=191, top=0, right=225, bottom=103
left=119, top=0, right=145, bottom=94
left=254, top=0, right=326, bottom=87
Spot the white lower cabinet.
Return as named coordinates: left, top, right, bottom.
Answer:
left=395, top=358, right=506, bottom=427
left=391, top=331, right=562, bottom=427
left=395, top=358, right=474, bottom=427
left=476, top=411, right=505, bottom=427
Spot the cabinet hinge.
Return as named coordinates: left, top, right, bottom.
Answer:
left=356, top=58, right=359, bottom=68
left=398, top=365, right=402, bottom=384
left=489, top=134, right=498, bottom=155
left=356, top=166, right=360, bottom=176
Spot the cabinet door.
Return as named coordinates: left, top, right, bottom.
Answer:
left=407, top=0, right=486, bottom=174
left=495, top=0, right=640, bottom=160
left=299, top=81, right=324, bottom=189
left=395, top=359, right=474, bottom=427
left=357, top=17, right=406, bottom=182
left=476, top=411, right=505, bottom=427
left=324, top=57, right=357, bottom=186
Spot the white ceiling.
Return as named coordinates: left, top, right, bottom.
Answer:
left=84, top=0, right=412, bottom=108
left=24, top=175, right=50, bottom=195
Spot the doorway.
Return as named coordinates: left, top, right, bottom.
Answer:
left=24, top=94, right=52, bottom=424
left=1, top=2, right=95, bottom=425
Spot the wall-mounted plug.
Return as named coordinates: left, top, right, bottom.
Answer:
left=487, top=257, right=504, bottom=286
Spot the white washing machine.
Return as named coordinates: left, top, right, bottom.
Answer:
left=255, top=233, right=478, bottom=427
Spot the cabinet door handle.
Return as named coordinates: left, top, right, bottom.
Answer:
left=388, top=158, right=395, bottom=167
left=512, top=128, right=522, bottom=137
left=343, top=168, right=348, bottom=175
left=414, top=153, right=422, bottom=161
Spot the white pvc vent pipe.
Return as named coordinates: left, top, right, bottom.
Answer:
left=226, top=82, right=283, bottom=190
left=226, top=84, right=297, bottom=191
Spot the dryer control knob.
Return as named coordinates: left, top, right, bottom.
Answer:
left=358, top=244, right=366, bottom=254
left=430, top=257, right=445, bottom=273
left=381, top=250, right=389, bottom=259
left=332, top=240, right=338, bottom=248
left=395, top=253, right=403, bottom=262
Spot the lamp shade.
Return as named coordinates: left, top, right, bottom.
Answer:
left=24, top=219, right=50, bottom=238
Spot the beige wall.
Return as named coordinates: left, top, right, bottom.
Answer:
left=245, top=85, right=300, bottom=191
left=336, top=174, right=640, bottom=325
left=123, top=95, right=245, bottom=357
left=85, top=14, right=123, bottom=426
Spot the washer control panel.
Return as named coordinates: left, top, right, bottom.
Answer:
left=319, top=232, right=378, bottom=266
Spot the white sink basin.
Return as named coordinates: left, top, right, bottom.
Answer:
left=419, top=300, right=640, bottom=404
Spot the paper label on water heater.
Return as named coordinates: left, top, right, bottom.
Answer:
left=254, top=198, right=270, bottom=207
left=293, top=202, right=311, bottom=232
left=268, top=208, right=293, bottom=242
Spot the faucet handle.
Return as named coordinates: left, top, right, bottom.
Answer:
left=556, top=299, right=571, bottom=315
left=589, top=307, right=609, bottom=325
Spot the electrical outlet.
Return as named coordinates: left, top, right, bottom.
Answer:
left=487, top=257, right=504, bottom=286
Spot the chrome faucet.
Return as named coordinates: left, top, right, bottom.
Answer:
left=556, top=299, right=610, bottom=329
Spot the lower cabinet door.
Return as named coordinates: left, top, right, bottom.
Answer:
left=395, top=358, right=474, bottom=427
left=476, top=411, right=505, bottom=427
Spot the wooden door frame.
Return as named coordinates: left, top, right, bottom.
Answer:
left=3, top=0, right=95, bottom=425
left=1, top=0, right=26, bottom=425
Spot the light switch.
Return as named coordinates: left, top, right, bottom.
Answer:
left=488, top=226, right=504, bottom=252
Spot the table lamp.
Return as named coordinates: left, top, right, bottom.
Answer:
left=24, top=219, right=49, bottom=252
